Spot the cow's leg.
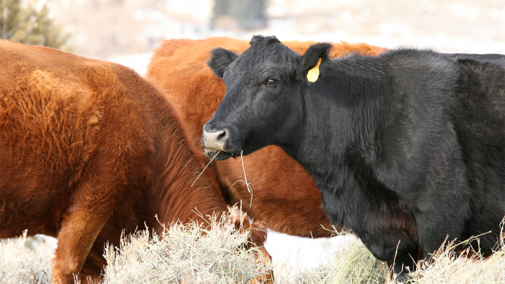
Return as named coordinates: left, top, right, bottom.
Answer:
left=414, top=131, right=470, bottom=266
left=51, top=202, right=111, bottom=284
left=77, top=249, right=107, bottom=284
left=50, top=165, right=123, bottom=284
left=229, top=208, right=273, bottom=283
left=416, top=210, right=466, bottom=261
left=415, top=182, right=468, bottom=259
left=247, top=221, right=273, bottom=284
left=388, top=249, right=419, bottom=282
left=364, top=237, right=419, bottom=282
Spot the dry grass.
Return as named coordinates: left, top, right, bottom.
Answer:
left=101, top=212, right=272, bottom=284
left=0, top=232, right=54, bottom=284
left=294, top=234, right=388, bottom=284
left=0, top=212, right=271, bottom=284
left=295, top=227, right=505, bottom=284
left=2, top=219, right=505, bottom=283
left=406, top=237, right=505, bottom=284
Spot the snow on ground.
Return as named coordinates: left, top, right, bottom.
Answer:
left=265, top=231, right=358, bottom=280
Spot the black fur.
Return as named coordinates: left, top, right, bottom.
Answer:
left=208, top=47, right=239, bottom=78
left=444, top=52, right=505, bottom=66
left=204, top=35, right=505, bottom=280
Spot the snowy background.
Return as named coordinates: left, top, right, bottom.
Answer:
left=47, top=0, right=505, bottom=59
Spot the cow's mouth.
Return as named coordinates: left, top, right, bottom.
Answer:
left=204, top=149, right=237, bottom=160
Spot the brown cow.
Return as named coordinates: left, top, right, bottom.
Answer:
left=0, top=40, right=271, bottom=284
left=146, top=37, right=387, bottom=237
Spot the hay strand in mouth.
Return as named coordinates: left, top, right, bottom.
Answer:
left=191, top=151, right=220, bottom=187
left=233, top=150, right=253, bottom=207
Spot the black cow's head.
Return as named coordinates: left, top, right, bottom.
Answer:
left=202, top=35, right=331, bottom=160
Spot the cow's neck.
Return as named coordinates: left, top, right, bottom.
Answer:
left=283, top=58, right=389, bottom=189
left=137, top=88, right=226, bottom=232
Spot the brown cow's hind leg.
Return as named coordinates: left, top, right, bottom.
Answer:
left=51, top=196, right=112, bottom=283
left=77, top=249, right=107, bottom=283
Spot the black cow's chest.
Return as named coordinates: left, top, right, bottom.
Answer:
left=315, top=159, right=403, bottom=225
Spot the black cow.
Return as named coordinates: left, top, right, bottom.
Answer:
left=444, top=53, right=505, bottom=66
left=202, top=35, right=505, bottom=280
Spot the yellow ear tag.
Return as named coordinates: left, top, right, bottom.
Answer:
left=307, top=58, right=322, bottom=83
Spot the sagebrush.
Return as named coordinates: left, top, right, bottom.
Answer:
left=1, top=219, right=505, bottom=283
left=0, top=213, right=272, bottom=284
left=101, top=213, right=272, bottom=284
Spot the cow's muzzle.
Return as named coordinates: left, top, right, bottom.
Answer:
left=202, top=128, right=229, bottom=152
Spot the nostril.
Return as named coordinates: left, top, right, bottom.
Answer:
left=202, top=128, right=229, bottom=152
left=217, top=129, right=228, bottom=142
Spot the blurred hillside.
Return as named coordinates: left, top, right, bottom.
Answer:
left=49, top=0, right=212, bottom=58
left=265, top=0, right=505, bottom=53
left=47, top=0, right=505, bottom=59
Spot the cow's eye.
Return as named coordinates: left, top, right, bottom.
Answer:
left=265, top=79, right=277, bottom=87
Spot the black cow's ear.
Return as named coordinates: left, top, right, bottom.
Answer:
left=208, top=48, right=239, bottom=78
left=299, top=43, right=332, bottom=82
